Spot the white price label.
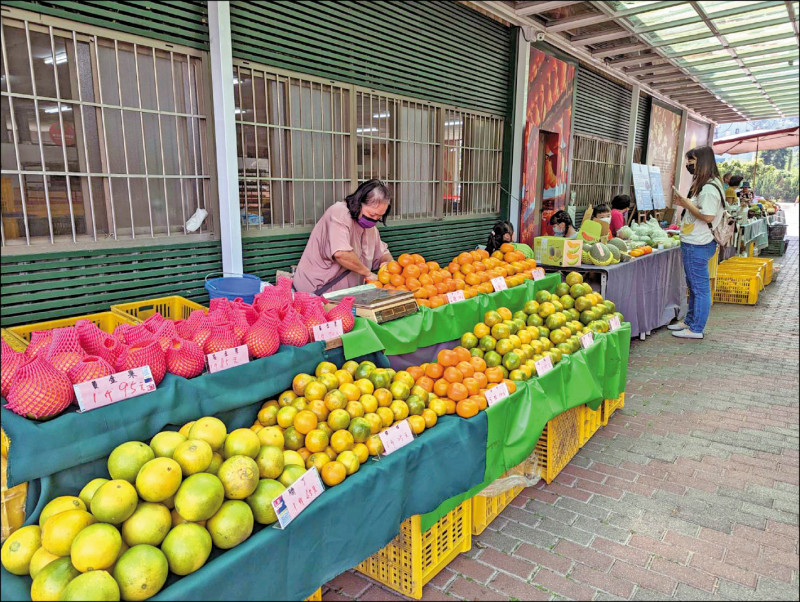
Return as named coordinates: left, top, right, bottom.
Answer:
left=379, top=420, right=415, bottom=455
left=445, top=290, right=466, bottom=304
left=580, top=331, right=594, bottom=349
left=608, top=316, right=621, bottom=331
left=657, top=243, right=664, bottom=250
left=74, top=366, right=156, bottom=412
left=534, top=355, right=554, bottom=376
left=531, top=268, right=546, bottom=281
left=485, top=382, right=510, bottom=407
left=206, top=345, right=250, bottom=373
left=312, top=319, right=344, bottom=342
left=491, top=277, right=508, bottom=292
left=271, top=467, right=325, bottom=529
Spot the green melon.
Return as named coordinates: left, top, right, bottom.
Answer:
left=607, top=238, right=627, bottom=253
left=587, top=243, right=613, bottom=266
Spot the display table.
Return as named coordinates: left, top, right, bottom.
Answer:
left=541, top=248, right=686, bottom=339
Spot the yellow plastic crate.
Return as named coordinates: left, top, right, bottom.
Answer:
left=580, top=404, right=603, bottom=446
left=722, top=257, right=773, bottom=285
left=8, top=312, right=138, bottom=343
left=110, top=295, right=207, bottom=323
left=717, top=265, right=766, bottom=291
left=713, top=271, right=762, bottom=305
left=1, top=454, right=27, bottom=542
left=600, top=393, right=625, bottom=426
left=305, top=588, right=322, bottom=601
left=708, top=247, right=719, bottom=279
left=535, top=405, right=582, bottom=484
left=1, top=328, right=27, bottom=352
left=355, top=501, right=471, bottom=599
left=471, top=484, right=524, bottom=536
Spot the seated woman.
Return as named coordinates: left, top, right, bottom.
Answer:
left=609, top=194, right=630, bottom=237
left=549, top=210, right=577, bottom=238
left=485, top=220, right=534, bottom=258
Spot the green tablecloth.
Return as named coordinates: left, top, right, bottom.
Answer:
left=1, top=344, right=386, bottom=488
left=342, top=274, right=561, bottom=358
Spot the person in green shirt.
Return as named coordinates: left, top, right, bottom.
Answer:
left=485, top=220, right=534, bottom=258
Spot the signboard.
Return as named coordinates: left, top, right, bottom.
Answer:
left=446, top=290, right=466, bottom=304
left=379, top=420, right=415, bottom=455
left=631, top=163, right=653, bottom=211
left=312, top=320, right=344, bottom=342
left=491, top=277, right=508, bottom=292
left=206, top=345, right=250, bottom=373
left=485, top=382, right=510, bottom=407
left=648, top=165, right=667, bottom=210
left=74, top=366, right=156, bottom=412
left=271, top=467, right=325, bottom=528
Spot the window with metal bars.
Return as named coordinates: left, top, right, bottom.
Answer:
left=234, top=62, right=503, bottom=230
left=569, top=133, right=628, bottom=226
left=0, top=11, right=211, bottom=248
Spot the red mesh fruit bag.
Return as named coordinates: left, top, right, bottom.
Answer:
left=43, top=327, right=86, bottom=374
left=6, top=356, right=74, bottom=419
left=67, top=355, right=114, bottom=386
left=293, top=291, right=312, bottom=314
left=76, top=320, right=107, bottom=355
left=244, top=313, right=280, bottom=358
left=165, top=338, right=205, bottom=379
left=209, top=297, right=230, bottom=313
left=303, top=302, right=329, bottom=339
left=232, top=299, right=259, bottom=325
left=95, top=336, right=127, bottom=366
left=124, top=325, right=154, bottom=347
left=113, top=323, right=135, bottom=345
left=142, top=312, right=166, bottom=333
left=25, top=331, right=54, bottom=359
left=204, top=324, right=239, bottom=355
left=278, top=304, right=309, bottom=347
left=187, top=309, right=207, bottom=326
left=326, top=296, right=356, bottom=332
left=209, top=311, right=229, bottom=327
left=153, top=320, right=179, bottom=352
left=191, top=314, right=213, bottom=350
left=116, top=340, right=166, bottom=385
left=1, top=347, right=25, bottom=399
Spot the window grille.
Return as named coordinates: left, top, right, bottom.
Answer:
left=569, top=133, right=627, bottom=225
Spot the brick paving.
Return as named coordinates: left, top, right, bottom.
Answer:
left=324, top=222, right=799, bottom=600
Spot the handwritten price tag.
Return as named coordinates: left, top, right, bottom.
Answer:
left=74, top=366, right=156, bottom=412
left=608, top=316, right=621, bottom=331
left=531, top=268, right=546, bottom=281
left=580, top=332, right=594, bottom=349
left=446, top=290, right=465, bottom=304
left=485, top=382, right=510, bottom=407
left=491, top=276, right=508, bottom=292
left=379, top=420, right=415, bottom=455
left=534, top=355, right=554, bottom=376
left=206, top=344, right=250, bottom=373
left=312, top=319, right=344, bottom=342
left=271, top=467, right=325, bottom=529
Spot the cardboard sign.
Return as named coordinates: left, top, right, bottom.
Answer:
left=485, top=382, right=510, bottom=407
left=74, top=366, right=156, bottom=412
left=379, top=420, right=415, bottom=455
left=534, top=355, right=554, bottom=376
left=491, top=277, right=508, bottom=292
left=271, top=467, right=325, bottom=528
left=648, top=165, right=666, bottom=210
left=608, top=316, right=622, bottom=331
left=531, top=268, right=546, bottom=281
left=312, top=320, right=344, bottom=342
left=206, top=345, right=250, bottom=373
left=632, top=163, right=654, bottom=211
left=580, top=331, right=594, bottom=349
left=446, top=290, right=466, bottom=304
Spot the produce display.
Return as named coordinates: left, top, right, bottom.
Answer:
left=368, top=245, right=539, bottom=308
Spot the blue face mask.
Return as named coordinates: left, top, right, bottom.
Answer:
left=553, top=226, right=565, bottom=237
left=357, top=215, right=379, bottom=229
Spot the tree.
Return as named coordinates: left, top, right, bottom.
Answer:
left=760, top=148, right=791, bottom=170
left=716, top=157, right=799, bottom=201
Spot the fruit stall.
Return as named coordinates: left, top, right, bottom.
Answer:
left=1, top=250, right=629, bottom=601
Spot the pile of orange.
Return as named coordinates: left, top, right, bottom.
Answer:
left=406, top=346, right=517, bottom=419
left=368, top=244, right=539, bottom=308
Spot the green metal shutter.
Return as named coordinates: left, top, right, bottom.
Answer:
left=3, top=1, right=209, bottom=49
left=573, top=67, right=632, bottom=143
left=635, top=93, right=651, bottom=149
left=229, top=0, right=512, bottom=115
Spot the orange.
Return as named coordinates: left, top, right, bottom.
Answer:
left=500, top=243, right=514, bottom=253
left=473, top=323, right=490, bottom=338
left=452, top=347, right=471, bottom=363
left=443, top=366, right=463, bottom=384
left=426, top=261, right=440, bottom=273
left=485, top=366, right=504, bottom=383
left=413, top=288, right=429, bottom=300
left=417, top=262, right=429, bottom=274
left=321, top=461, right=347, bottom=487
left=444, top=399, right=457, bottom=414
left=417, top=375, right=435, bottom=393
left=305, top=429, right=329, bottom=453
left=307, top=399, right=330, bottom=423
left=431, top=271, right=444, bottom=284
left=398, top=253, right=414, bottom=267
left=447, top=382, right=468, bottom=402
left=417, top=299, right=431, bottom=307
left=407, top=415, right=426, bottom=435
left=503, top=380, right=517, bottom=394
left=497, top=307, right=512, bottom=321
left=473, top=371, right=488, bottom=389
left=411, top=254, right=425, bottom=264
left=386, top=261, right=402, bottom=274
left=424, top=363, right=444, bottom=379
left=469, top=356, right=487, bottom=373
left=470, top=250, right=484, bottom=262
left=433, top=378, right=450, bottom=397
left=463, top=377, right=480, bottom=396
left=402, top=264, right=421, bottom=280
left=405, top=278, right=421, bottom=291
left=437, top=349, right=458, bottom=367
left=456, top=399, right=479, bottom=418
left=435, top=282, right=449, bottom=295
left=454, top=279, right=466, bottom=290
left=378, top=270, right=391, bottom=284
left=456, top=361, right=475, bottom=378
left=390, top=274, right=405, bottom=287
left=418, top=273, right=433, bottom=286
left=421, top=408, right=438, bottom=429
left=374, top=388, right=394, bottom=407
left=430, top=295, right=446, bottom=308
left=330, top=430, right=354, bottom=454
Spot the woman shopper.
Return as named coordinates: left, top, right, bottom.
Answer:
left=669, top=146, right=724, bottom=340
left=609, top=194, right=630, bottom=237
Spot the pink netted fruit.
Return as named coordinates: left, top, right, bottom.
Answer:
left=67, top=355, right=114, bottom=385
left=303, top=302, right=329, bottom=339
left=25, top=331, right=53, bottom=359
left=244, top=313, right=280, bottom=358
left=1, top=347, right=25, bottom=399
left=76, top=320, right=107, bottom=355
left=49, top=352, right=86, bottom=375
left=326, top=296, right=356, bottom=333
left=232, top=300, right=259, bottom=325
left=204, top=324, right=239, bottom=355
left=113, top=323, right=135, bottom=345
left=43, top=328, right=86, bottom=374
left=153, top=320, right=179, bottom=352
left=115, top=340, right=166, bottom=385
left=278, top=304, right=309, bottom=347
left=209, top=297, right=230, bottom=313
left=95, top=336, right=127, bottom=366
left=165, top=338, right=205, bottom=379
left=124, top=325, right=154, bottom=347
left=6, top=356, right=74, bottom=419
left=142, top=312, right=166, bottom=333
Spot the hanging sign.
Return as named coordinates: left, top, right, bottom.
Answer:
left=608, top=316, right=621, bottom=331
left=580, top=332, right=594, bottom=349
left=74, top=366, right=156, bottom=412
left=531, top=268, right=546, bottom=281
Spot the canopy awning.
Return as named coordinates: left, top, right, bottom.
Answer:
left=712, top=126, right=800, bottom=155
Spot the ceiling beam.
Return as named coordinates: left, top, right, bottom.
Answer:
left=591, top=41, right=648, bottom=58
left=570, top=28, right=631, bottom=46
left=787, top=1, right=800, bottom=45
left=608, top=54, right=669, bottom=68
left=515, top=1, right=584, bottom=17
left=623, top=62, right=677, bottom=75
left=545, top=10, right=616, bottom=33
left=631, top=1, right=779, bottom=34
left=651, top=16, right=791, bottom=50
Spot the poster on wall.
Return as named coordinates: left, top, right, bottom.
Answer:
left=519, top=48, right=576, bottom=245
left=646, top=103, right=682, bottom=206
left=648, top=166, right=666, bottom=210
left=631, top=163, right=653, bottom=211
left=678, top=118, right=712, bottom=195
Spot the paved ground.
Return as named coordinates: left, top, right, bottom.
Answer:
left=324, top=212, right=799, bottom=601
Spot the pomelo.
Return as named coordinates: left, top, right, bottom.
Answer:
left=173, top=473, right=224, bottom=522
left=78, top=479, right=109, bottom=509
left=278, top=464, right=305, bottom=487
left=149, top=431, right=186, bottom=458
left=112, top=544, right=168, bottom=601
left=160, top=523, right=212, bottom=576
left=282, top=450, right=305, bottom=468
left=135, top=457, right=182, bottom=502
left=70, top=523, right=121, bottom=572
left=60, top=569, right=120, bottom=601
left=187, top=417, right=227, bottom=451
left=1, top=524, right=41, bottom=575
left=206, top=500, right=254, bottom=550
left=257, top=426, right=284, bottom=448
left=28, top=546, right=60, bottom=579
left=121, top=502, right=172, bottom=547
left=38, top=496, right=85, bottom=527
left=107, top=442, right=154, bottom=483
left=255, top=445, right=284, bottom=479
left=222, top=428, right=261, bottom=459
left=172, top=439, right=213, bottom=476
left=90, top=480, right=138, bottom=525
left=205, top=452, right=224, bottom=475
left=30, top=557, right=80, bottom=602
left=178, top=421, right=194, bottom=438
left=170, top=508, right=206, bottom=528
left=41, top=510, right=96, bottom=556
left=216, top=455, right=259, bottom=499
left=246, top=479, right=285, bottom=524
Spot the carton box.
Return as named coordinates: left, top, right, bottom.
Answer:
left=534, top=237, right=583, bottom=267
left=578, top=215, right=608, bottom=244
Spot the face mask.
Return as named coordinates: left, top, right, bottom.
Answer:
left=599, top=217, right=611, bottom=223
left=553, top=227, right=565, bottom=237
left=686, top=163, right=696, bottom=175
left=358, top=215, right=379, bottom=229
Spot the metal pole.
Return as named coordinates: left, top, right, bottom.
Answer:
left=508, top=28, right=530, bottom=236
left=208, top=1, right=243, bottom=274
left=623, top=85, right=640, bottom=195
left=752, top=137, right=759, bottom=191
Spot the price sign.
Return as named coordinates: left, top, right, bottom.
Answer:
left=534, top=355, right=554, bottom=376
left=312, top=319, right=344, bottom=342
left=485, top=382, right=510, bottom=407
left=580, top=331, right=594, bottom=349
left=657, top=243, right=664, bottom=250
left=491, top=277, right=508, bottom=292
left=379, top=420, right=415, bottom=455
left=446, top=290, right=465, bottom=304
left=271, top=467, right=325, bottom=529
left=608, top=316, right=621, bottom=331
left=206, top=345, right=250, bottom=373
left=74, top=366, right=156, bottom=412
left=531, top=268, right=546, bottom=281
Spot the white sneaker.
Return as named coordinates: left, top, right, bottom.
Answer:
left=672, top=329, right=704, bottom=339
left=667, top=321, right=689, bottom=331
